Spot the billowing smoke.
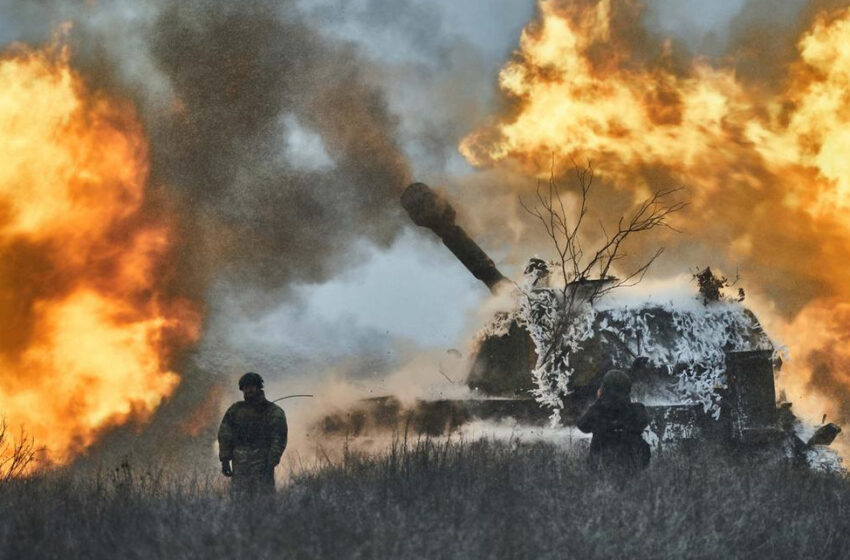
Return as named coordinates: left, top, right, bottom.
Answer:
left=145, top=3, right=410, bottom=293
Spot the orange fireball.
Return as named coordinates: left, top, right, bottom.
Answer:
left=0, top=41, right=199, bottom=466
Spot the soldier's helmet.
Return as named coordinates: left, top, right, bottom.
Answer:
left=238, top=372, right=264, bottom=390
left=601, top=369, right=631, bottom=398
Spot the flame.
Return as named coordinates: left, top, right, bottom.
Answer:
left=0, top=41, right=200, bottom=466
left=461, top=1, right=850, bottom=426
left=460, top=0, right=750, bottom=177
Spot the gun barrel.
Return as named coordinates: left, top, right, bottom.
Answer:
left=401, top=182, right=506, bottom=292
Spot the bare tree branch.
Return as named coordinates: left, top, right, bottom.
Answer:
left=0, top=418, right=38, bottom=482
left=519, top=161, right=686, bottom=383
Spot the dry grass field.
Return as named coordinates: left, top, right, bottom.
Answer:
left=1, top=438, right=848, bottom=559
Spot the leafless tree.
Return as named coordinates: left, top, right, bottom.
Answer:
left=519, top=160, right=686, bottom=373
left=0, top=419, right=37, bottom=482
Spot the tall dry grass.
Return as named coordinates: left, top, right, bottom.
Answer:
left=0, top=437, right=847, bottom=559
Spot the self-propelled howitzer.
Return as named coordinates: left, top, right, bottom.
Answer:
left=320, top=182, right=842, bottom=471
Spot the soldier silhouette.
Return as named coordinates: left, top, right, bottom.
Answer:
left=577, top=369, right=651, bottom=472
left=218, top=372, right=288, bottom=496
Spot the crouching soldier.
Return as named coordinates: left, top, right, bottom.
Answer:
left=578, top=369, right=650, bottom=473
left=218, top=372, right=288, bottom=496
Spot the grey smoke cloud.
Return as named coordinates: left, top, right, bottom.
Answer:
left=144, top=2, right=409, bottom=295
left=299, top=0, right=536, bottom=178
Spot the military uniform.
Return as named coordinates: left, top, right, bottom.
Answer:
left=577, top=369, right=650, bottom=472
left=218, top=397, right=288, bottom=495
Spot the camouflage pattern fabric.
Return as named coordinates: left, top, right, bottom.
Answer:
left=218, top=397, right=288, bottom=496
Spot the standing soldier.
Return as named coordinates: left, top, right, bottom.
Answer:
left=577, top=369, right=650, bottom=472
left=218, top=372, right=288, bottom=496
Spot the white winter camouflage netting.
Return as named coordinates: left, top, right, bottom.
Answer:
left=483, top=273, right=783, bottom=424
